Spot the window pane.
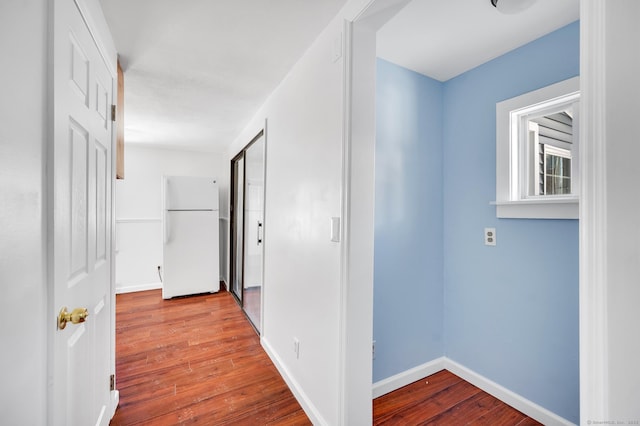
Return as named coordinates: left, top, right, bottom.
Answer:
left=546, top=176, right=571, bottom=194
left=527, top=103, right=575, bottom=197
left=545, top=155, right=570, bottom=177
left=545, top=153, right=571, bottom=195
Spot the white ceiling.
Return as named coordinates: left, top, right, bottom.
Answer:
left=377, top=0, right=580, bottom=82
left=99, top=0, right=579, bottom=153
left=99, top=0, right=349, bottom=152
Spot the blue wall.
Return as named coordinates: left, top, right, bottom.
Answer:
left=373, top=59, right=444, bottom=382
left=374, top=21, right=579, bottom=422
left=442, top=21, right=579, bottom=423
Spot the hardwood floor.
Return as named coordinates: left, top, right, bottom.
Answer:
left=373, top=370, right=542, bottom=425
left=111, top=289, right=541, bottom=425
left=110, top=290, right=311, bottom=425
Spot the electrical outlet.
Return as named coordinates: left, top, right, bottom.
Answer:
left=484, top=228, right=496, bottom=246
left=372, top=340, right=376, bottom=360
left=293, top=337, right=300, bottom=359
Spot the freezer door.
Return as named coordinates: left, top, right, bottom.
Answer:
left=164, top=176, right=219, bottom=210
left=163, top=210, right=220, bottom=298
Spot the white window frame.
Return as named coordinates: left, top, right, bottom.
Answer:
left=541, top=144, right=572, bottom=196
left=494, top=76, right=580, bottom=219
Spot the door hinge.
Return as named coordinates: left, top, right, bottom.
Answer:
left=110, top=374, right=115, bottom=391
left=111, top=105, right=116, bottom=122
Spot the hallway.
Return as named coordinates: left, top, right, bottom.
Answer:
left=110, top=290, right=309, bottom=425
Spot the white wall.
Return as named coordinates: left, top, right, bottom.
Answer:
left=0, top=1, right=48, bottom=423
left=603, top=0, right=640, bottom=418
left=226, top=16, right=347, bottom=426
left=226, top=20, right=344, bottom=423
left=223, top=1, right=397, bottom=423
left=115, top=144, right=225, bottom=293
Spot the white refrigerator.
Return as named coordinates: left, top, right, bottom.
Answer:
left=162, top=176, right=220, bottom=299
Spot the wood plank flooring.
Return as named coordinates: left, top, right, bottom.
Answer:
left=110, top=290, right=311, bottom=425
left=111, top=289, right=541, bottom=425
left=373, top=370, right=542, bottom=425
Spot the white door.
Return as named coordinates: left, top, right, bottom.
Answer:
left=242, top=135, right=265, bottom=331
left=51, top=0, right=114, bottom=424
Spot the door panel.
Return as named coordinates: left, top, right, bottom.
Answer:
left=70, top=121, right=90, bottom=280
left=242, top=135, right=265, bottom=331
left=229, top=132, right=265, bottom=332
left=52, top=0, right=113, bottom=424
left=96, top=142, right=108, bottom=262
left=70, top=35, right=90, bottom=104
left=231, top=156, right=245, bottom=302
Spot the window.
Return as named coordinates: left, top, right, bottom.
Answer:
left=494, top=77, right=580, bottom=219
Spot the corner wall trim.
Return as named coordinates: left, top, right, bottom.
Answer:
left=442, top=358, right=574, bottom=426
left=372, top=357, right=446, bottom=399
left=371, top=357, right=574, bottom=426
left=579, top=0, right=609, bottom=421
left=261, top=337, right=329, bottom=426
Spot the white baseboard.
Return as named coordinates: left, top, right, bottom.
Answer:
left=261, top=337, right=329, bottom=426
left=115, top=282, right=162, bottom=294
left=443, top=358, right=574, bottom=426
left=244, top=284, right=262, bottom=289
left=371, top=357, right=574, bottom=426
left=372, top=357, right=446, bottom=398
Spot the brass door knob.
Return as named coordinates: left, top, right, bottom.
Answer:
left=58, top=307, right=89, bottom=330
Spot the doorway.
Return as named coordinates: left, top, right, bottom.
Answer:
left=230, top=130, right=265, bottom=332
left=345, top=0, right=582, bottom=423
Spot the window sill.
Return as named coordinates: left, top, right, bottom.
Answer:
left=491, top=198, right=578, bottom=219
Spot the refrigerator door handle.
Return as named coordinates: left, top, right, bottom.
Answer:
left=163, top=177, right=169, bottom=244
left=164, top=210, right=170, bottom=244
left=257, top=221, right=263, bottom=245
